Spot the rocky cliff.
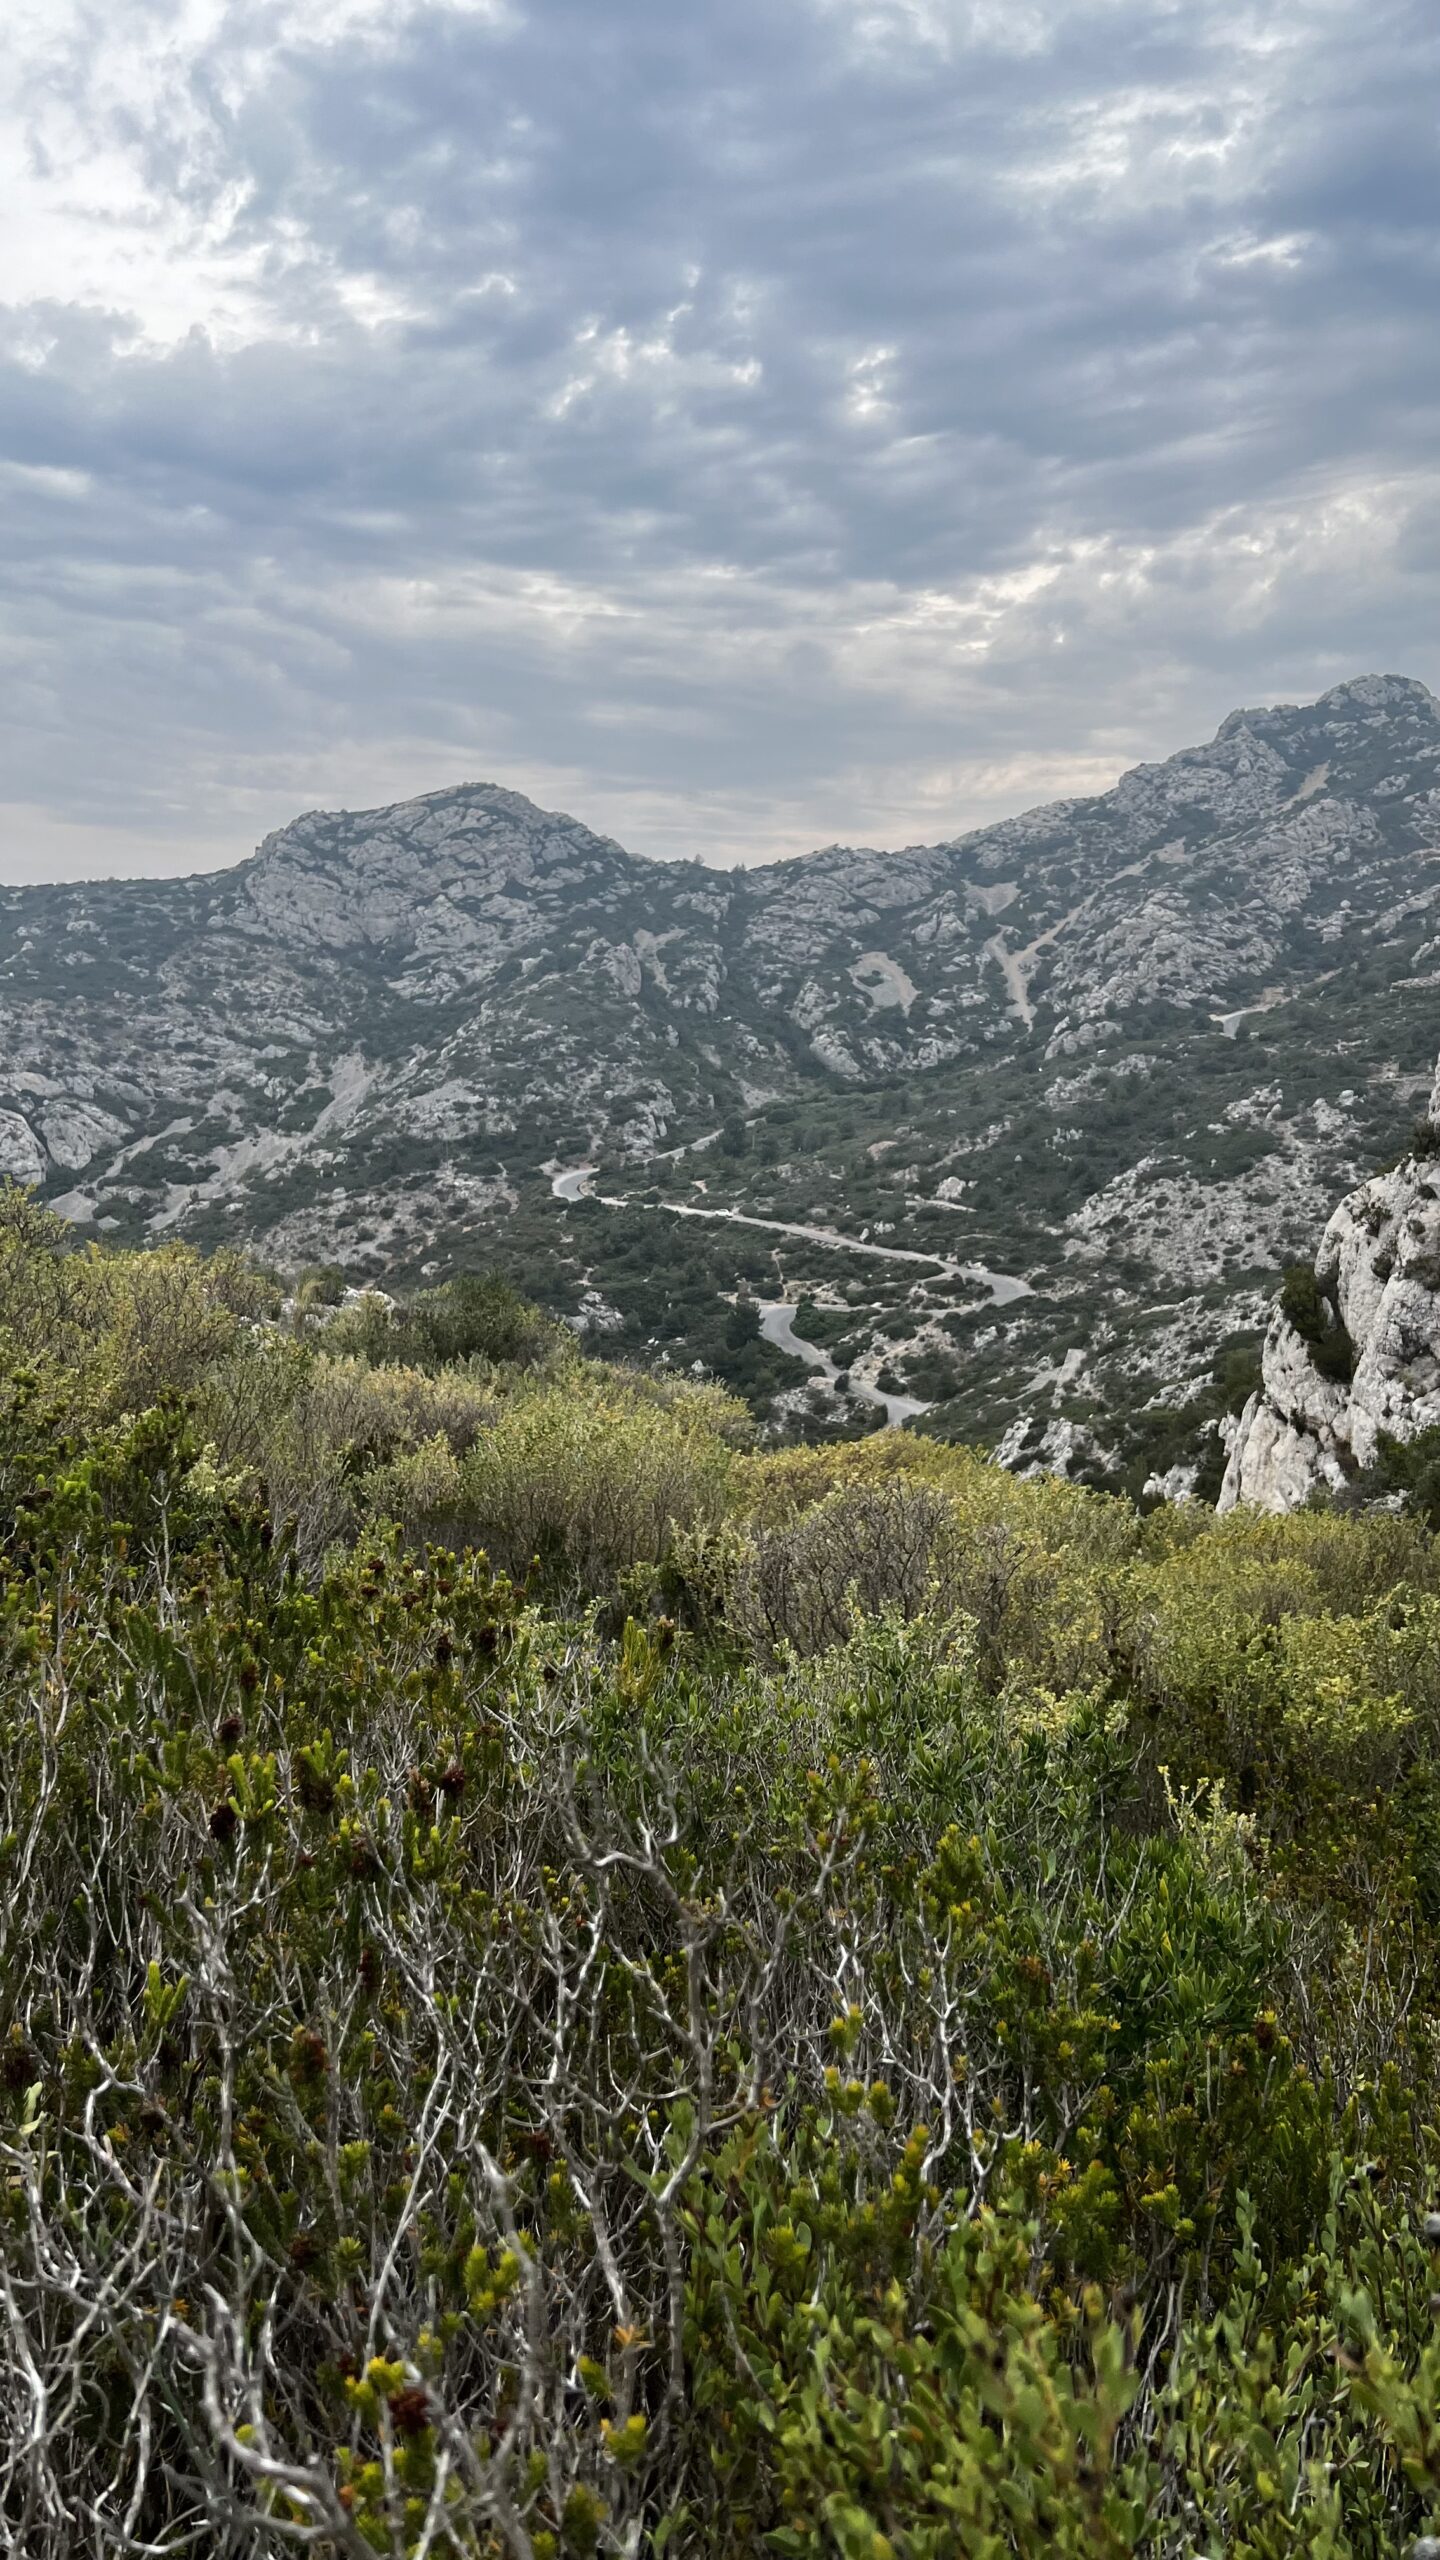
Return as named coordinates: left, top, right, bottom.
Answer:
left=1220, top=1064, right=1440, bottom=1509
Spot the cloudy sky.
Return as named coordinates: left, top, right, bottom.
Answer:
left=1, top=0, right=1436, bottom=879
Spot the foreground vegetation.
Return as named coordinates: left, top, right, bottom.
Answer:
left=2, top=1198, right=1440, bottom=2554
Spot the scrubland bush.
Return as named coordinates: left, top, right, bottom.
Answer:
left=451, top=1368, right=741, bottom=1592
left=2, top=1210, right=1440, bottom=2549
left=694, top=1436, right=1141, bottom=1690
left=0, top=1189, right=276, bottom=1423
left=271, top=1356, right=502, bottom=1567
left=323, top=1270, right=560, bottom=1373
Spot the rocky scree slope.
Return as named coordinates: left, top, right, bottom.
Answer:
left=3, top=674, right=1440, bottom=1475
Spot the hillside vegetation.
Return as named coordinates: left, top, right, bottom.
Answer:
left=2, top=1198, right=1440, bottom=2554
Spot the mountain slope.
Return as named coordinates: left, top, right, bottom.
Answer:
left=4, top=674, right=1440, bottom=1481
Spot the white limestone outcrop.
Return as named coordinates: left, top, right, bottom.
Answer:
left=1220, top=1061, right=1440, bottom=1508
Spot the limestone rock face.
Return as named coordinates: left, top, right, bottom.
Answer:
left=992, top=1414, right=1116, bottom=1481
left=0, top=1111, right=45, bottom=1186
left=1220, top=1088, right=1440, bottom=1509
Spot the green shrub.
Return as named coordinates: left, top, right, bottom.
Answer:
left=1363, top=1423, right=1440, bottom=1530
left=326, top=1266, right=561, bottom=1370
left=447, top=1366, right=741, bottom=1593
left=1278, top=1262, right=1355, bottom=1383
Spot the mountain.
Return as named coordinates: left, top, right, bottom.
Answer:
left=6, top=672, right=1440, bottom=1487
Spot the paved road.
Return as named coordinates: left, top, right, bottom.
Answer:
left=549, top=1166, right=1030, bottom=1301
left=758, top=1300, right=932, bottom=1429
left=547, top=1164, right=1032, bottom=1431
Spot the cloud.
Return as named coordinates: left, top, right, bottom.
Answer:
left=0, top=0, right=1436, bottom=876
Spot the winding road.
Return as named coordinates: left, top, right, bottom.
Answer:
left=546, top=1163, right=1031, bottom=1304
left=546, top=1160, right=1033, bottom=1433
left=757, top=1300, right=933, bottom=1428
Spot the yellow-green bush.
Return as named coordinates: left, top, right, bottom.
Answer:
left=0, top=1187, right=276, bottom=1423
left=451, top=1364, right=743, bottom=1590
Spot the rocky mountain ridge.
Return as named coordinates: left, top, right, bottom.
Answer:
left=4, top=672, right=1440, bottom=1482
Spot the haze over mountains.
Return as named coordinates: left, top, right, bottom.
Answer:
left=6, top=672, right=1440, bottom=1490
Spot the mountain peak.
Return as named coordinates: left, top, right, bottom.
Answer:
left=227, top=779, right=642, bottom=951
left=1216, top=671, right=1437, bottom=741
left=1314, top=672, right=1438, bottom=715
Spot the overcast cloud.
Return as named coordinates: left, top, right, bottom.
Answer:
left=0, top=0, right=1436, bottom=877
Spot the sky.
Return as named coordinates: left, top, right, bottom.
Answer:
left=1, top=0, right=1437, bottom=880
